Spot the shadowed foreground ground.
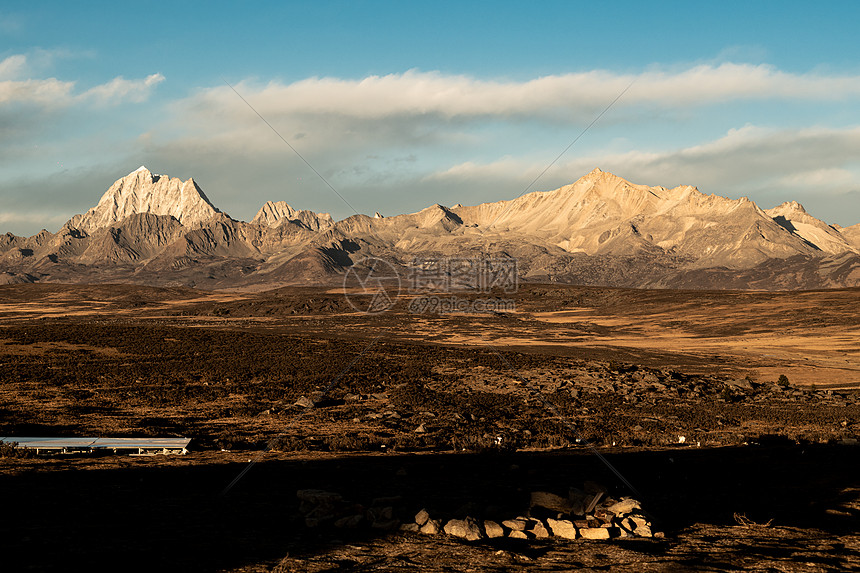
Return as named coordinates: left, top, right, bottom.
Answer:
left=2, top=445, right=858, bottom=571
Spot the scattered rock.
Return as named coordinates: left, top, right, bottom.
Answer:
left=484, top=520, right=505, bottom=538
left=620, top=515, right=654, bottom=537
left=620, top=517, right=637, bottom=533
left=502, top=518, right=528, bottom=531
left=579, top=527, right=611, bottom=540
left=415, top=508, right=430, bottom=526
left=531, top=520, right=550, bottom=539
left=292, top=483, right=652, bottom=544
left=444, top=518, right=483, bottom=541
left=607, top=498, right=641, bottom=515
left=546, top=518, right=577, bottom=540
left=594, top=508, right=615, bottom=523
left=727, top=378, right=754, bottom=391
left=419, top=519, right=442, bottom=535
left=630, top=516, right=649, bottom=529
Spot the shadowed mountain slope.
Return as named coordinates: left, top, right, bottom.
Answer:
left=1, top=167, right=858, bottom=290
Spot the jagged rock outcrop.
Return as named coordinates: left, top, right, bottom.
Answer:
left=765, top=201, right=858, bottom=255
left=66, top=166, right=220, bottom=232
left=251, top=201, right=333, bottom=232
left=76, top=214, right=186, bottom=264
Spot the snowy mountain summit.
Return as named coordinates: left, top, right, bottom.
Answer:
left=66, top=167, right=220, bottom=233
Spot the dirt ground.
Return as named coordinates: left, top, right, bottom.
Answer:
left=0, top=283, right=858, bottom=571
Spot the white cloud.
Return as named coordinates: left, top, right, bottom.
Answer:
left=423, top=125, right=860, bottom=219
left=427, top=157, right=538, bottom=182
left=776, top=168, right=855, bottom=188
left=619, top=125, right=860, bottom=187
left=0, top=53, right=164, bottom=109
left=0, top=54, right=27, bottom=79
left=0, top=77, right=75, bottom=106
left=151, top=64, right=860, bottom=183
left=193, top=64, right=860, bottom=125
left=81, top=73, right=165, bottom=105
left=0, top=211, right=67, bottom=226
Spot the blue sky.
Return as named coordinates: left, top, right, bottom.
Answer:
left=2, top=0, right=860, bottom=235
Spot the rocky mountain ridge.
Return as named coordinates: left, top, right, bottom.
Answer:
left=66, top=166, right=220, bottom=233
left=252, top=200, right=334, bottom=231
left=1, top=167, right=858, bottom=290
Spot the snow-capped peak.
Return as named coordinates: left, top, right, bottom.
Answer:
left=65, top=166, right=219, bottom=232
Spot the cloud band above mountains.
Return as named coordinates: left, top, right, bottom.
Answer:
left=2, top=58, right=860, bottom=234
left=199, top=64, right=860, bottom=121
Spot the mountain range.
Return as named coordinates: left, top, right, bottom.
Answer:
left=1, top=166, right=859, bottom=290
